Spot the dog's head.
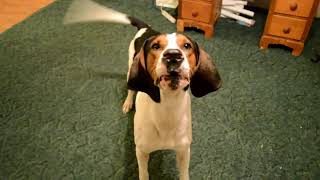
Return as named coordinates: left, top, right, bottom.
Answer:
left=128, top=33, right=222, bottom=102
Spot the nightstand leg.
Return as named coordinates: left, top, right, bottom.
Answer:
left=204, top=26, right=213, bottom=39
left=259, top=36, right=269, bottom=49
left=292, top=47, right=303, bottom=56
left=289, top=41, right=304, bottom=56
left=176, top=19, right=184, bottom=32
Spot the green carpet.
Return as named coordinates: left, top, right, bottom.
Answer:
left=1, top=0, right=320, bottom=179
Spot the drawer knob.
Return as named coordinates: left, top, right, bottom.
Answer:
left=283, top=27, right=291, bottom=34
left=290, top=2, right=298, bottom=11
left=192, top=11, right=199, bottom=17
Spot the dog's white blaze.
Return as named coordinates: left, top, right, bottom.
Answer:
left=156, top=33, right=178, bottom=76
left=166, top=33, right=190, bottom=72
left=166, top=33, right=179, bottom=49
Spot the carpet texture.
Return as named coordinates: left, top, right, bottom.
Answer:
left=1, top=0, right=320, bottom=179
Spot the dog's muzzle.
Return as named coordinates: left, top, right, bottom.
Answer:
left=159, top=49, right=189, bottom=90
left=162, top=49, right=184, bottom=74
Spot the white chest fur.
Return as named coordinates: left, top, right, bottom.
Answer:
left=134, top=90, right=192, bottom=153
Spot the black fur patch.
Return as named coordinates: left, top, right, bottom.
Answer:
left=127, top=59, right=160, bottom=103
left=168, top=76, right=180, bottom=90
left=127, top=16, right=149, bottom=30
left=127, top=27, right=161, bottom=103
left=184, top=85, right=190, bottom=91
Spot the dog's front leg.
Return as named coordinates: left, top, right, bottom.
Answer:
left=122, top=90, right=135, bottom=113
left=176, top=147, right=190, bottom=180
left=136, top=147, right=150, bottom=180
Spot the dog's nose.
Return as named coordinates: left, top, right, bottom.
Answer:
left=162, top=49, right=183, bottom=62
left=162, top=49, right=183, bottom=73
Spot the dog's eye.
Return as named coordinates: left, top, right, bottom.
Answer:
left=183, top=43, right=192, bottom=49
left=151, top=43, right=160, bottom=50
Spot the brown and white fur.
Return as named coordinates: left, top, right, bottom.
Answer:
left=125, top=31, right=221, bottom=180
left=64, top=1, right=222, bottom=179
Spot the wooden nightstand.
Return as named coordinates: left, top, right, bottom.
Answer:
left=260, top=0, right=320, bottom=56
left=176, top=0, right=222, bottom=39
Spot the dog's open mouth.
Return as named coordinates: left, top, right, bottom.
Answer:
left=159, top=73, right=189, bottom=90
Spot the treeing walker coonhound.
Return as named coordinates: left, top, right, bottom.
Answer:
left=64, top=1, right=222, bottom=179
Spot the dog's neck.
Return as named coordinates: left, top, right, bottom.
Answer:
left=151, top=89, right=191, bottom=132
left=159, top=88, right=189, bottom=104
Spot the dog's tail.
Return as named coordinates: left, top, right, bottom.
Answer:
left=63, top=0, right=149, bottom=30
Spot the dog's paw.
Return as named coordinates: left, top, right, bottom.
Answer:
left=122, top=99, right=133, bottom=114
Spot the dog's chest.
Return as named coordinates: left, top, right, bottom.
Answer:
left=134, top=92, right=192, bottom=152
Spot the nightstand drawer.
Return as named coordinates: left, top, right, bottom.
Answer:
left=267, top=15, right=307, bottom=40
left=181, top=0, right=212, bottom=23
left=273, top=0, right=315, bottom=17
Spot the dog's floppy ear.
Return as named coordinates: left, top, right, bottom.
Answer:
left=190, top=44, right=222, bottom=97
left=127, top=41, right=160, bottom=102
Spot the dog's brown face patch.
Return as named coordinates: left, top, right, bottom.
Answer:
left=175, top=34, right=198, bottom=76
left=145, top=34, right=168, bottom=81
left=142, top=33, right=200, bottom=91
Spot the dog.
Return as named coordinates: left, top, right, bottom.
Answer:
left=64, top=1, right=222, bottom=179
